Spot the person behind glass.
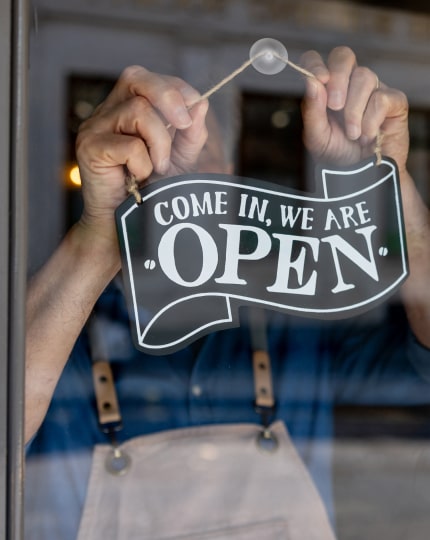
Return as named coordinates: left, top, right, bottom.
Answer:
left=25, top=47, right=430, bottom=540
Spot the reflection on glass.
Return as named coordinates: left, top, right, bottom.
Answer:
left=25, top=2, right=430, bottom=540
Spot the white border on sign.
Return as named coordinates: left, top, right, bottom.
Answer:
left=119, top=159, right=407, bottom=351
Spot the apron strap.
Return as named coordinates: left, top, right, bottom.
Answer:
left=248, top=308, right=277, bottom=435
left=88, top=313, right=131, bottom=474
left=88, top=313, right=122, bottom=433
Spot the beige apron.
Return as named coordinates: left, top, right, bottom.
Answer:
left=79, top=314, right=336, bottom=540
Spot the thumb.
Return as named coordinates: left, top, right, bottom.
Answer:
left=301, top=78, right=331, bottom=159
left=169, top=99, right=209, bottom=174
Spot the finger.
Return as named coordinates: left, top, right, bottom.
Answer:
left=101, top=66, right=199, bottom=130
left=77, top=131, right=154, bottom=183
left=170, top=99, right=209, bottom=172
left=301, top=76, right=332, bottom=159
left=300, top=50, right=333, bottom=158
left=360, top=87, right=408, bottom=146
left=300, top=50, right=330, bottom=84
left=343, top=67, right=381, bottom=141
left=88, top=96, right=173, bottom=175
left=326, top=46, right=357, bottom=111
left=176, top=99, right=209, bottom=145
left=160, top=73, right=202, bottom=108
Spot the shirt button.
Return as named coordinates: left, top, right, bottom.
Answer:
left=191, top=384, right=203, bottom=397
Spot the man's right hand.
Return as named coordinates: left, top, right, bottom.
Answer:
left=76, top=66, right=209, bottom=235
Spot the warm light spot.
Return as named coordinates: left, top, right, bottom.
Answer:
left=271, top=110, right=290, bottom=129
left=68, top=165, right=82, bottom=187
left=74, top=100, right=94, bottom=120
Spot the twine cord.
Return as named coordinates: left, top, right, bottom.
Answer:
left=188, top=53, right=316, bottom=105
left=168, top=51, right=316, bottom=124
left=125, top=171, right=142, bottom=205
left=126, top=47, right=382, bottom=203
left=199, top=57, right=257, bottom=102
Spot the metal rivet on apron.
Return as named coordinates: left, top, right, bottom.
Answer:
left=256, top=428, right=279, bottom=453
left=191, top=384, right=202, bottom=397
left=105, top=447, right=131, bottom=476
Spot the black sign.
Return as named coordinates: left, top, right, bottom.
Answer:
left=116, top=157, right=408, bottom=355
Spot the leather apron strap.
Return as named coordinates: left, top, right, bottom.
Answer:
left=88, top=313, right=131, bottom=474
left=248, top=308, right=278, bottom=450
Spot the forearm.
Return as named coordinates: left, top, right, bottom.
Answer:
left=25, top=220, right=121, bottom=442
left=400, top=170, right=430, bottom=349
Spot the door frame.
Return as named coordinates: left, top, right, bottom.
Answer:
left=0, top=0, right=29, bottom=538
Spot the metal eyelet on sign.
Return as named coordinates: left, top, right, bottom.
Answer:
left=105, top=447, right=131, bottom=476
left=256, top=427, right=279, bottom=453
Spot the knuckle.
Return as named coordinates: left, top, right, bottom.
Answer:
left=330, top=45, right=356, bottom=64
left=374, top=88, right=409, bottom=115
left=127, top=95, right=152, bottom=117
left=119, top=65, right=146, bottom=84
left=75, top=126, right=93, bottom=156
left=345, top=109, right=361, bottom=124
left=167, top=75, right=184, bottom=88
left=300, top=49, right=320, bottom=67
left=157, top=86, right=182, bottom=107
left=76, top=107, right=105, bottom=140
left=396, top=89, right=409, bottom=111
left=77, top=116, right=91, bottom=135
left=128, top=136, right=147, bottom=155
left=352, top=66, right=373, bottom=84
left=333, top=45, right=353, bottom=57
left=373, top=91, right=390, bottom=110
left=128, top=142, right=153, bottom=179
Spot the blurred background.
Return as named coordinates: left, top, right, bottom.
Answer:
left=27, top=1, right=430, bottom=538
left=28, top=0, right=430, bottom=274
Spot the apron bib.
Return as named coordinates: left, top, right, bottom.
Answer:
left=79, top=313, right=336, bottom=540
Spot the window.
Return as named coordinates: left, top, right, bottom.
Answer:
left=23, top=2, right=430, bottom=540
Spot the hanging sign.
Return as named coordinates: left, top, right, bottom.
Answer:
left=116, top=156, right=408, bottom=355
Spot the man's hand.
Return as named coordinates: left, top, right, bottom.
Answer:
left=300, top=47, right=430, bottom=350
left=301, top=46, right=409, bottom=173
left=76, top=66, right=209, bottom=229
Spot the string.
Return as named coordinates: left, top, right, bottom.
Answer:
left=167, top=51, right=315, bottom=126
left=275, top=54, right=316, bottom=79
left=161, top=52, right=316, bottom=131
left=199, top=57, right=258, bottom=102
left=127, top=52, right=315, bottom=202
left=126, top=49, right=382, bottom=203
left=196, top=52, right=316, bottom=105
left=125, top=170, right=142, bottom=205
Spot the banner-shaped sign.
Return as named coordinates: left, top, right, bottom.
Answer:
left=116, top=157, right=408, bottom=355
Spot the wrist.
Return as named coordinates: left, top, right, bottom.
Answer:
left=73, top=216, right=122, bottom=279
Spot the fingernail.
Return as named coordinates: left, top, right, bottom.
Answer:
left=328, top=90, right=343, bottom=110
left=307, top=79, right=318, bottom=99
left=347, top=124, right=360, bottom=141
left=158, top=157, right=170, bottom=175
left=176, top=107, right=192, bottom=129
left=181, top=85, right=200, bottom=102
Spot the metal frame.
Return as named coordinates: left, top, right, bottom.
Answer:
left=0, top=0, right=29, bottom=538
